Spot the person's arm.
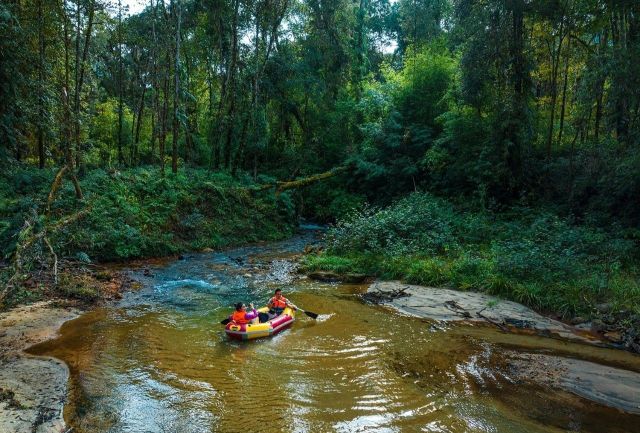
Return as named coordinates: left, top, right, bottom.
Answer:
left=244, top=303, right=258, bottom=320
left=284, top=298, right=297, bottom=310
left=245, top=309, right=258, bottom=320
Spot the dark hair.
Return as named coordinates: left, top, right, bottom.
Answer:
left=274, top=289, right=282, bottom=294
left=235, top=302, right=244, bottom=311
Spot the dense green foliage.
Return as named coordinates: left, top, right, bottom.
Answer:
left=0, top=166, right=294, bottom=262
left=1, top=0, right=638, bottom=316
left=305, top=194, right=640, bottom=317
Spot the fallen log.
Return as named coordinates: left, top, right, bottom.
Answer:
left=249, top=166, right=348, bottom=195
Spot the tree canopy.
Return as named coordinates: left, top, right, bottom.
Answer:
left=1, top=0, right=639, bottom=225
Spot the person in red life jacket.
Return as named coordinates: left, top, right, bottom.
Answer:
left=229, top=302, right=258, bottom=324
left=267, top=289, right=296, bottom=316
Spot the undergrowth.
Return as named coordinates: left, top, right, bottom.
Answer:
left=0, top=166, right=296, bottom=306
left=303, top=193, right=640, bottom=318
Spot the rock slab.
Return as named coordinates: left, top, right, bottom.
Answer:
left=0, top=301, right=80, bottom=433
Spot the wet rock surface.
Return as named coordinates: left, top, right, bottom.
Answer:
left=0, top=301, right=81, bottom=433
left=366, top=280, right=640, bottom=415
left=503, top=352, right=640, bottom=415
left=366, top=280, right=601, bottom=344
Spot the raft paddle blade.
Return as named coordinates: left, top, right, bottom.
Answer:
left=220, top=318, right=231, bottom=325
left=303, top=310, right=319, bottom=319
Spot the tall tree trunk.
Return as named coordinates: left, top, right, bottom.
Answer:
left=60, top=0, right=83, bottom=199
left=160, top=52, right=170, bottom=175
left=134, top=86, right=147, bottom=164
left=504, top=0, right=527, bottom=179
left=171, top=0, right=181, bottom=173
left=593, top=30, right=608, bottom=141
left=74, top=0, right=95, bottom=173
left=223, top=0, right=240, bottom=170
left=117, top=0, right=124, bottom=165
left=557, top=39, right=571, bottom=145
left=545, top=19, right=565, bottom=158
left=37, top=0, right=46, bottom=169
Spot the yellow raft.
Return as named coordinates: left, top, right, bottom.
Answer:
left=225, top=306, right=296, bottom=340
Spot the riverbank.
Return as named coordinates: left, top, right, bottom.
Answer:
left=0, top=301, right=81, bottom=433
left=302, top=193, right=640, bottom=353
left=0, top=265, right=136, bottom=433
left=362, top=280, right=640, bottom=416
left=0, top=166, right=296, bottom=309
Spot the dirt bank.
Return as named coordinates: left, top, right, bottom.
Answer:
left=0, top=301, right=82, bottom=433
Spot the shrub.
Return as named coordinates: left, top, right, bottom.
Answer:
left=327, top=193, right=458, bottom=256
left=313, top=193, right=639, bottom=317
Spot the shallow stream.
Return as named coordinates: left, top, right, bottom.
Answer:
left=30, top=228, right=640, bottom=432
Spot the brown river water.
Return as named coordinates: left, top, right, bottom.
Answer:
left=29, top=227, right=640, bottom=432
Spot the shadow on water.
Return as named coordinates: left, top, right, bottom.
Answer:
left=29, top=226, right=640, bottom=433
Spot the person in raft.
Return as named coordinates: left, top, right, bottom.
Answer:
left=230, top=302, right=259, bottom=324
left=267, top=289, right=296, bottom=316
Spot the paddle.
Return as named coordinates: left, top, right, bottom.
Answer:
left=290, top=304, right=319, bottom=319
left=299, top=309, right=319, bottom=319
left=220, top=317, right=231, bottom=325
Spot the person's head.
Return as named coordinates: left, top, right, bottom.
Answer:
left=274, top=289, right=282, bottom=298
left=235, top=302, right=245, bottom=311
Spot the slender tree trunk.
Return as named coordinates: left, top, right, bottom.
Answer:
left=150, top=111, right=156, bottom=161
left=117, top=0, right=124, bottom=165
left=545, top=20, right=565, bottom=158
left=38, top=0, right=46, bottom=168
left=160, top=52, right=170, bottom=175
left=557, top=39, right=571, bottom=145
left=171, top=0, right=181, bottom=173
left=223, top=0, right=240, bottom=170
left=61, top=0, right=83, bottom=199
left=593, top=30, right=607, bottom=141
left=134, top=86, right=147, bottom=164
left=73, top=0, right=95, bottom=173
left=74, top=0, right=80, bottom=168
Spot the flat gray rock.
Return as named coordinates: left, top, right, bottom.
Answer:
left=0, top=301, right=80, bottom=433
left=368, top=280, right=601, bottom=345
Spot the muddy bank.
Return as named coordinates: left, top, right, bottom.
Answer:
left=0, top=301, right=82, bottom=433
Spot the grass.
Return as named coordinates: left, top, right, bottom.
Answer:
left=301, top=193, right=640, bottom=319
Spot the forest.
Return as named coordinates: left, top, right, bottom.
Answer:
left=1, top=0, right=639, bottom=318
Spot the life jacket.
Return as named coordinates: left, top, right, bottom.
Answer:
left=270, top=296, right=288, bottom=309
left=231, top=310, right=250, bottom=324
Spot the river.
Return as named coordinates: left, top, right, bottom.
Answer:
left=29, top=227, right=640, bottom=432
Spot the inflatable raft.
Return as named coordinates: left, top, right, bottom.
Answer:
left=225, top=306, right=295, bottom=340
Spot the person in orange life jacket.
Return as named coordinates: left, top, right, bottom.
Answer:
left=229, top=302, right=259, bottom=324
left=267, top=289, right=296, bottom=316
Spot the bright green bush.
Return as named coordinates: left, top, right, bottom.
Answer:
left=327, top=193, right=458, bottom=255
